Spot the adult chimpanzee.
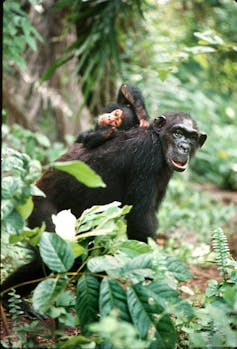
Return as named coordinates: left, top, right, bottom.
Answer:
left=76, top=83, right=150, bottom=149
left=1, top=111, right=206, bottom=316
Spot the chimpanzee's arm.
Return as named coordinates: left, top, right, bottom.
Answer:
left=76, top=127, right=118, bottom=149
left=118, top=84, right=150, bottom=127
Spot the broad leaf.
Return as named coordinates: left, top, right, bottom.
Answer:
left=127, top=283, right=176, bottom=348
left=1, top=199, right=14, bottom=220
left=30, top=185, right=46, bottom=197
left=76, top=274, right=100, bottom=335
left=127, top=284, right=160, bottom=339
left=39, top=232, right=74, bottom=272
left=32, top=276, right=67, bottom=313
left=88, top=255, right=122, bottom=273
left=53, top=160, right=106, bottom=188
left=2, top=176, right=24, bottom=199
left=99, top=278, right=131, bottom=322
left=70, top=242, right=86, bottom=259
left=78, top=201, right=130, bottom=233
left=59, top=335, right=95, bottom=349
left=34, top=133, right=51, bottom=147
left=165, top=256, right=192, bottom=281
left=149, top=315, right=176, bottom=349
left=9, top=226, right=43, bottom=246
left=146, top=282, right=194, bottom=320
left=194, top=30, right=224, bottom=45
left=120, top=252, right=153, bottom=282
left=3, top=209, right=24, bottom=234
left=16, top=197, right=33, bottom=219
left=119, top=240, right=152, bottom=257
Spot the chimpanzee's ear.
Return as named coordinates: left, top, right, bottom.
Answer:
left=198, top=133, right=207, bottom=147
left=153, top=115, right=166, bottom=129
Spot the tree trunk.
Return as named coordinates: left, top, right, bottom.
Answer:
left=3, top=0, right=91, bottom=142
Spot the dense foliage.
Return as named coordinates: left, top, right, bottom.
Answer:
left=1, top=128, right=237, bottom=348
left=3, top=0, right=43, bottom=70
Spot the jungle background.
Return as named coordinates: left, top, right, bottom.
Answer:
left=1, top=0, right=237, bottom=348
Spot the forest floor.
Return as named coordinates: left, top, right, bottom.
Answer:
left=1, top=184, right=237, bottom=348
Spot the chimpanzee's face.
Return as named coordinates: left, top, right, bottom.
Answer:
left=98, top=106, right=137, bottom=130
left=154, top=112, right=207, bottom=172
left=98, top=109, right=124, bottom=127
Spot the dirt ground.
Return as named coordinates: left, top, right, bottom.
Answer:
left=1, top=184, right=236, bottom=348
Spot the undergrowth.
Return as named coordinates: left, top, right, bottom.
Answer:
left=1, top=138, right=236, bottom=348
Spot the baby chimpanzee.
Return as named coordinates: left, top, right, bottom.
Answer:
left=76, top=83, right=150, bottom=149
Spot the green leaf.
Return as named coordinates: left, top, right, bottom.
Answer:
left=222, top=285, right=237, bottom=309
left=120, top=240, right=152, bottom=258
left=9, top=226, right=43, bottom=246
left=70, top=242, right=86, bottom=259
left=59, top=335, right=96, bottom=349
left=78, top=201, right=129, bottom=233
left=34, top=133, right=51, bottom=147
left=2, top=152, right=24, bottom=173
left=2, top=177, right=24, bottom=199
left=53, top=160, right=106, bottom=188
left=206, top=279, right=219, bottom=297
left=186, top=46, right=216, bottom=55
left=194, top=30, right=224, bottom=45
left=127, top=284, right=158, bottom=339
left=32, top=276, right=67, bottom=313
left=89, top=310, right=149, bottom=349
left=16, top=197, right=33, bottom=219
left=76, top=202, right=130, bottom=240
left=149, top=316, right=176, bottom=349
left=56, top=290, right=75, bottom=307
left=146, top=282, right=194, bottom=320
left=1, top=199, right=14, bottom=219
left=99, top=278, right=131, bottom=322
left=88, top=255, right=122, bottom=273
left=120, top=253, right=153, bottom=282
left=127, top=283, right=176, bottom=348
left=39, top=232, right=75, bottom=272
left=41, top=54, right=74, bottom=81
left=3, top=209, right=24, bottom=234
left=76, top=274, right=100, bottom=335
left=25, top=34, right=37, bottom=52
left=165, top=256, right=192, bottom=282
left=30, top=185, right=46, bottom=197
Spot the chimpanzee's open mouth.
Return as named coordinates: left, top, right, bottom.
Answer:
left=171, top=159, right=188, bottom=171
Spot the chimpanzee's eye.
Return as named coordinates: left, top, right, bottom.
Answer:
left=173, top=129, right=183, bottom=138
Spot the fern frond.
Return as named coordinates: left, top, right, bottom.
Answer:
left=8, top=289, right=24, bottom=319
left=212, top=228, right=230, bottom=280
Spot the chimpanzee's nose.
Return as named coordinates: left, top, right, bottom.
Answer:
left=178, top=142, right=189, bottom=153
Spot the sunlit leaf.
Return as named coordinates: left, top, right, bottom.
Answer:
left=53, top=160, right=106, bottom=188
left=16, top=197, right=33, bottom=219
left=120, top=240, right=152, bottom=257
